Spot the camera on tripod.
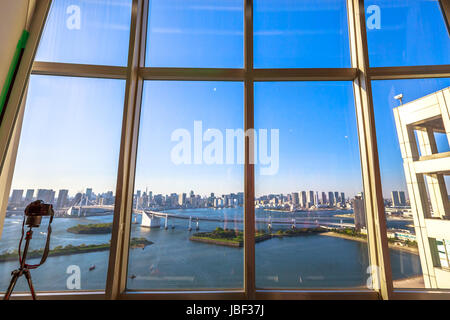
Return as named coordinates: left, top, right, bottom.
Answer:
left=3, top=200, right=55, bottom=300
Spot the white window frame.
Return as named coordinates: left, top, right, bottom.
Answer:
left=1, top=0, right=450, bottom=300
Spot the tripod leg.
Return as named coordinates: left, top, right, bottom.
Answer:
left=3, top=270, right=20, bottom=300
left=24, top=269, right=36, bottom=300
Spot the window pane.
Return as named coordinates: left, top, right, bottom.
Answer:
left=254, top=82, right=369, bottom=288
left=254, top=0, right=351, bottom=68
left=373, top=78, right=450, bottom=289
left=127, top=81, right=244, bottom=290
left=36, top=0, right=132, bottom=66
left=145, top=0, right=244, bottom=68
left=365, top=0, right=450, bottom=67
left=0, top=76, right=125, bottom=292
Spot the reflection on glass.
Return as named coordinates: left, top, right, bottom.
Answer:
left=36, top=0, right=132, bottom=66
left=373, top=78, right=450, bottom=289
left=254, top=0, right=350, bottom=68
left=146, top=0, right=244, bottom=68
left=127, top=81, right=244, bottom=290
left=0, top=76, right=125, bottom=292
left=254, top=82, right=370, bottom=288
left=365, top=0, right=450, bottom=67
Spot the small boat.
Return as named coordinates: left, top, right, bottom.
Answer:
left=130, top=274, right=136, bottom=279
left=89, top=265, right=95, bottom=271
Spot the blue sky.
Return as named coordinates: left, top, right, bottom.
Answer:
left=9, top=0, right=450, bottom=198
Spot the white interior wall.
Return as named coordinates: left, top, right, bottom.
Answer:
left=0, top=0, right=33, bottom=93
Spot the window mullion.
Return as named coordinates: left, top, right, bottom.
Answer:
left=106, top=0, right=147, bottom=300
left=347, top=0, right=393, bottom=300
left=439, top=0, right=450, bottom=35
left=244, top=0, right=255, bottom=299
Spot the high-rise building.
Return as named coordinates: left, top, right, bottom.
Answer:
left=353, top=193, right=366, bottom=231
left=291, top=192, right=299, bottom=206
left=307, top=191, right=314, bottom=207
left=24, top=189, right=34, bottom=203
left=178, top=193, right=186, bottom=206
left=314, top=191, right=319, bottom=206
left=334, top=192, right=340, bottom=204
left=399, top=191, right=406, bottom=206
left=391, top=191, right=401, bottom=207
left=299, top=191, right=307, bottom=208
left=237, top=192, right=244, bottom=206
left=49, top=190, right=56, bottom=204
left=86, top=188, right=93, bottom=200
left=393, top=87, right=450, bottom=288
left=10, top=189, right=23, bottom=205
left=37, top=189, right=54, bottom=204
left=321, top=192, right=327, bottom=205
left=56, top=189, right=69, bottom=208
left=341, top=192, right=345, bottom=204
left=328, top=191, right=335, bottom=206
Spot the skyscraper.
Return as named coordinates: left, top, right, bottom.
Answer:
left=300, top=191, right=307, bottom=208
left=178, top=193, right=186, bottom=206
left=37, top=189, right=54, bottom=204
left=49, top=190, right=56, bottom=204
left=307, top=191, right=314, bottom=208
left=291, top=192, right=299, bottom=206
left=334, top=192, right=340, bottom=204
left=341, top=192, right=345, bottom=204
left=328, top=191, right=334, bottom=206
left=314, top=191, right=319, bottom=206
left=391, top=191, right=400, bottom=207
left=86, top=188, right=93, bottom=200
left=353, top=193, right=366, bottom=231
left=10, top=190, right=23, bottom=205
left=56, top=189, right=69, bottom=209
left=399, top=191, right=406, bottom=206
left=321, top=192, right=327, bottom=205
left=24, top=189, right=34, bottom=204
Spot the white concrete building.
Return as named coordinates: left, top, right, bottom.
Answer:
left=394, top=87, right=450, bottom=288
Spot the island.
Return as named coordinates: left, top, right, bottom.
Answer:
left=190, top=227, right=327, bottom=247
left=67, top=223, right=113, bottom=234
left=0, top=237, right=152, bottom=262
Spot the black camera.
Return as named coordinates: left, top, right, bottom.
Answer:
left=24, top=200, right=54, bottom=227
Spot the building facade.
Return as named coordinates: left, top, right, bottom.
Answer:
left=394, top=87, right=450, bottom=288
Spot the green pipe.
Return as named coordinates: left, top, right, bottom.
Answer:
left=0, top=30, right=29, bottom=125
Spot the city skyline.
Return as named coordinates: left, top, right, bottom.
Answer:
left=8, top=185, right=407, bottom=206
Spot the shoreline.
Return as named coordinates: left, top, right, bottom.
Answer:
left=0, top=237, right=152, bottom=263
left=320, top=232, right=419, bottom=255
